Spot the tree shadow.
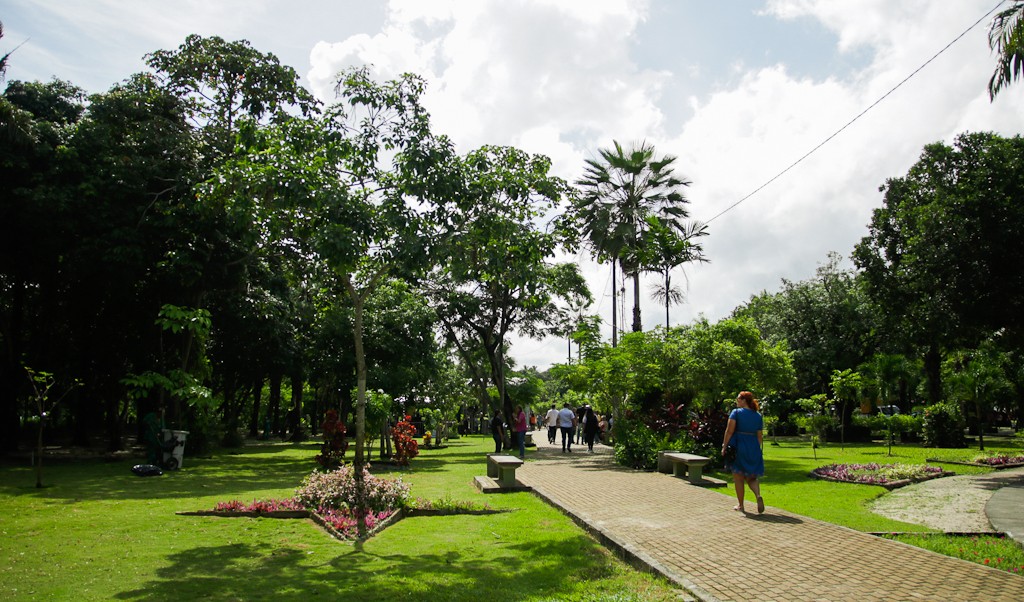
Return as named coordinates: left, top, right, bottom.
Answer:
left=111, top=528, right=611, bottom=601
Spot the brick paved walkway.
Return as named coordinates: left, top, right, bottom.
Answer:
left=517, top=435, right=1024, bottom=602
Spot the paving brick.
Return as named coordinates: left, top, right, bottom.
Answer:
left=517, top=435, right=1024, bottom=602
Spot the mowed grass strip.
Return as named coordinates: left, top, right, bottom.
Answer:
left=0, top=436, right=682, bottom=602
left=711, top=435, right=1024, bottom=532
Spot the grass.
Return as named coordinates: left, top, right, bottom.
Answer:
left=882, top=534, right=1024, bottom=574
left=0, top=436, right=682, bottom=602
left=705, top=433, right=1024, bottom=572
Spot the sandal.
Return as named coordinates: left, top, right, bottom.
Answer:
left=756, top=496, right=765, bottom=514
left=733, top=504, right=744, bottom=513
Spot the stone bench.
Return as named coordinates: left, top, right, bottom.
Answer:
left=662, top=452, right=711, bottom=485
left=486, top=453, right=524, bottom=487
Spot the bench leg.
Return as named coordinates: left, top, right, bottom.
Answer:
left=498, top=467, right=517, bottom=487
left=672, top=463, right=687, bottom=479
left=487, top=462, right=499, bottom=478
left=687, top=464, right=704, bottom=485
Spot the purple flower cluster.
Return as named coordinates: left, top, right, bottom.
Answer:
left=812, top=463, right=943, bottom=485
left=317, top=507, right=394, bottom=538
left=294, top=465, right=410, bottom=513
left=213, top=498, right=305, bottom=513
left=972, top=454, right=1024, bottom=466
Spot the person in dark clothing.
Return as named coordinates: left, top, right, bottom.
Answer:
left=489, top=410, right=505, bottom=454
left=583, top=406, right=600, bottom=452
left=575, top=405, right=587, bottom=444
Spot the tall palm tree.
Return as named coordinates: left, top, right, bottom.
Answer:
left=573, top=140, right=695, bottom=339
left=989, top=1, right=1024, bottom=100
left=642, top=217, right=707, bottom=329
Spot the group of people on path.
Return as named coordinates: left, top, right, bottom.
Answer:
left=541, top=402, right=607, bottom=453
left=487, top=390, right=766, bottom=515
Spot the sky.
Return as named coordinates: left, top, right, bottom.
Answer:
left=4, top=0, right=1024, bottom=370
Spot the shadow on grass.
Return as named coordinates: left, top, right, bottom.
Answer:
left=111, top=532, right=608, bottom=601
left=0, top=438, right=511, bottom=504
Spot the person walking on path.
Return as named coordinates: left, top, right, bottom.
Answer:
left=543, top=404, right=559, bottom=444
left=513, top=405, right=528, bottom=459
left=557, top=402, right=577, bottom=452
left=722, top=391, right=765, bottom=513
left=583, top=405, right=600, bottom=452
left=489, top=410, right=505, bottom=454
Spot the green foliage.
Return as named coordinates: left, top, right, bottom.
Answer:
left=612, top=417, right=664, bottom=470
left=854, top=132, right=1024, bottom=403
left=988, top=1, right=1024, bottom=99
left=733, top=253, right=874, bottom=397
left=922, top=402, right=967, bottom=448
left=885, top=534, right=1024, bottom=574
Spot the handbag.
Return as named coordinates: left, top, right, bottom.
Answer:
left=723, top=444, right=737, bottom=463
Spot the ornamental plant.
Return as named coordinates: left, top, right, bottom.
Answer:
left=970, top=453, right=1024, bottom=466
left=391, top=417, right=419, bottom=466
left=294, top=464, right=411, bottom=514
left=811, top=462, right=944, bottom=485
left=316, top=409, right=348, bottom=469
left=213, top=498, right=305, bottom=513
left=922, top=401, right=966, bottom=448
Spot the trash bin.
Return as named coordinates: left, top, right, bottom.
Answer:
left=161, top=429, right=189, bottom=470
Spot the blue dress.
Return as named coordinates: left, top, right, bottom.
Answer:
left=726, top=408, right=764, bottom=477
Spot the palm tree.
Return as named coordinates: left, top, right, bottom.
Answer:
left=989, top=1, right=1024, bottom=100
left=573, top=140, right=695, bottom=339
left=642, top=217, right=707, bottom=329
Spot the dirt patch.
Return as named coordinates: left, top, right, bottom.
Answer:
left=869, top=467, right=1024, bottom=532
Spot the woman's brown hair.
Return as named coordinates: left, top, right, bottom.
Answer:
left=737, top=391, right=759, bottom=412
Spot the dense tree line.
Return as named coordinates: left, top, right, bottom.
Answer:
left=0, top=37, right=602, bottom=455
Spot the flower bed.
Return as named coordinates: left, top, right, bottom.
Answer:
left=810, top=463, right=951, bottom=489
left=926, top=454, right=1024, bottom=469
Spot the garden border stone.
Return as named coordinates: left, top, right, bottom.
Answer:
left=926, top=458, right=1024, bottom=470
left=809, top=469, right=954, bottom=490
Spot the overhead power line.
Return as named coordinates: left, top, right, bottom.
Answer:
left=705, top=0, right=1007, bottom=225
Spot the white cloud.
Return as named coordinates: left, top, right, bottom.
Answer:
left=303, top=0, right=1024, bottom=370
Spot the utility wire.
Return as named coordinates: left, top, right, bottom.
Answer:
left=705, top=0, right=1007, bottom=225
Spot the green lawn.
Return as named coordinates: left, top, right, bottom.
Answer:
left=3, top=433, right=1022, bottom=600
left=709, top=434, right=1024, bottom=532
left=0, top=436, right=682, bottom=602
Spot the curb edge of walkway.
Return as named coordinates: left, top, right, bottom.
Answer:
left=528, top=484, right=720, bottom=602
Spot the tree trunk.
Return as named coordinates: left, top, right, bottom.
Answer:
left=611, top=261, right=618, bottom=347
left=268, top=372, right=282, bottom=437
left=664, top=272, right=670, bottom=330
left=924, top=344, right=942, bottom=404
left=248, top=377, right=263, bottom=438
left=632, top=270, right=642, bottom=332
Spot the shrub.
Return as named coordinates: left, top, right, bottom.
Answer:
left=613, top=417, right=662, bottom=470
left=390, top=418, right=419, bottom=466
left=687, top=405, right=729, bottom=461
left=316, top=409, right=348, bottom=469
left=294, top=464, right=410, bottom=513
left=922, top=402, right=966, bottom=448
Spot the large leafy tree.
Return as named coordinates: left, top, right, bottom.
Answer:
left=145, top=34, right=317, bottom=161
left=430, top=145, right=581, bottom=428
left=853, top=132, right=1024, bottom=404
left=0, top=78, right=86, bottom=451
left=733, top=253, right=875, bottom=398
left=989, top=1, right=1024, bottom=99
left=571, top=140, right=701, bottom=340
left=204, top=68, right=457, bottom=536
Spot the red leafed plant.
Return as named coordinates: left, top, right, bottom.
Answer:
left=391, top=417, right=419, bottom=466
left=316, top=409, right=349, bottom=469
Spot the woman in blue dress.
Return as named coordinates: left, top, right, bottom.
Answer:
left=721, top=391, right=765, bottom=513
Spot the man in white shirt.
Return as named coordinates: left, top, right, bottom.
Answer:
left=557, top=402, right=577, bottom=453
left=543, top=404, right=559, bottom=444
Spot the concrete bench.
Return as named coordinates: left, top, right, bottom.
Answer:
left=486, top=454, right=524, bottom=487
left=662, top=452, right=711, bottom=485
